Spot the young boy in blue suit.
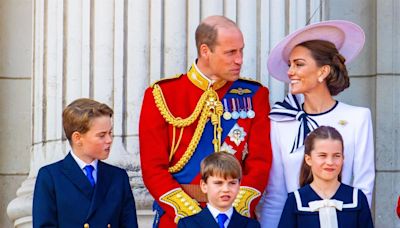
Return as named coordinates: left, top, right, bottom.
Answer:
left=178, top=152, right=260, bottom=228
left=33, top=98, right=138, bottom=228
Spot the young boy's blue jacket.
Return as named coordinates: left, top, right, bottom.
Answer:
left=33, top=152, right=138, bottom=228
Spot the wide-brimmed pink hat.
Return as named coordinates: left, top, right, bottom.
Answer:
left=267, top=20, right=365, bottom=83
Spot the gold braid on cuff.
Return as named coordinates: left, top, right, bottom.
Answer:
left=159, top=188, right=202, bottom=223
left=233, top=186, right=261, bottom=217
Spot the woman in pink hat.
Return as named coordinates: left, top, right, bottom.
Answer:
left=256, top=20, right=375, bottom=228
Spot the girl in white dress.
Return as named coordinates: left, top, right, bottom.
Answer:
left=278, top=126, right=373, bottom=228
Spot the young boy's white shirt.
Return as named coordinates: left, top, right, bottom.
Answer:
left=207, top=203, right=234, bottom=228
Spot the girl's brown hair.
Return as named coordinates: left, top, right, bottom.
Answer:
left=299, top=126, right=344, bottom=187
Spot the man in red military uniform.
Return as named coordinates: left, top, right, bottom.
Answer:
left=397, top=196, right=400, bottom=218
left=139, top=15, right=272, bottom=227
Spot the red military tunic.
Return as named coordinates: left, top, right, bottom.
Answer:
left=397, top=196, right=400, bottom=218
left=139, top=63, right=272, bottom=227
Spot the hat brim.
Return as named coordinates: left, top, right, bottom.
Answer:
left=267, top=20, right=365, bottom=83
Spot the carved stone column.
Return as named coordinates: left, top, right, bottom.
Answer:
left=6, top=0, right=152, bottom=226
left=7, top=0, right=311, bottom=227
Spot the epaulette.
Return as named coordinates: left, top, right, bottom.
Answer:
left=151, top=74, right=182, bottom=88
left=238, top=76, right=263, bottom=86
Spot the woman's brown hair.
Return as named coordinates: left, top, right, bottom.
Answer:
left=297, top=40, right=349, bottom=96
left=299, top=126, right=344, bottom=187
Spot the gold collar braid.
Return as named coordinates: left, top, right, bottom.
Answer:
left=152, top=84, right=223, bottom=173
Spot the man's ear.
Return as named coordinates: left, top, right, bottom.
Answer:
left=200, top=179, right=208, bottom=194
left=199, top=44, right=211, bottom=59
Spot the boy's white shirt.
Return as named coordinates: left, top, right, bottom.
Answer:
left=71, top=150, right=99, bottom=183
left=207, top=203, right=234, bottom=228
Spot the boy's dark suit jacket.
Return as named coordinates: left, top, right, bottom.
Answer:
left=178, top=207, right=260, bottom=228
left=33, top=152, right=138, bottom=228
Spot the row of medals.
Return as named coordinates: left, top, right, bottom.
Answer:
left=222, top=97, right=255, bottom=120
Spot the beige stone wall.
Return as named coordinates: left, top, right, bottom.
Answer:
left=2, top=0, right=400, bottom=227
left=0, top=0, right=32, bottom=227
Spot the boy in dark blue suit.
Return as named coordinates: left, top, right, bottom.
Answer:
left=178, top=152, right=260, bottom=228
left=33, top=98, right=138, bottom=228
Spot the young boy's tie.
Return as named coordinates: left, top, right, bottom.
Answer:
left=84, top=165, right=95, bottom=187
left=217, top=213, right=228, bottom=228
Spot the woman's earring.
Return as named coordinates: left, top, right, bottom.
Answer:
left=318, top=77, right=323, bottom=83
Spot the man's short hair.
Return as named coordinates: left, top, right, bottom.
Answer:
left=195, top=16, right=237, bottom=55
left=200, top=152, right=242, bottom=182
left=62, top=98, right=113, bottom=143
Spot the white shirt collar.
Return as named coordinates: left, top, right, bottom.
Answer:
left=70, top=150, right=98, bottom=170
left=207, top=203, right=234, bottom=227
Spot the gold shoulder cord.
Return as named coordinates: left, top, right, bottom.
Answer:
left=152, top=84, right=223, bottom=173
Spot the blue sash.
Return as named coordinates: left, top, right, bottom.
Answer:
left=172, top=79, right=261, bottom=183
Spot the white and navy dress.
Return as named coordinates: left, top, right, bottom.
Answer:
left=256, top=94, right=375, bottom=228
left=278, top=183, right=373, bottom=228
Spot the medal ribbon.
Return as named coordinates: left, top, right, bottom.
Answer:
left=173, top=80, right=260, bottom=183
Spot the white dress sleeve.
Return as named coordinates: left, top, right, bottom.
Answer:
left=352, top=108, right=375, bottom=207
left=256, top=120, right=288, bottom=228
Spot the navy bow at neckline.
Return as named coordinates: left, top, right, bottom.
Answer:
left=269, top=94, right=319, bottom=153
